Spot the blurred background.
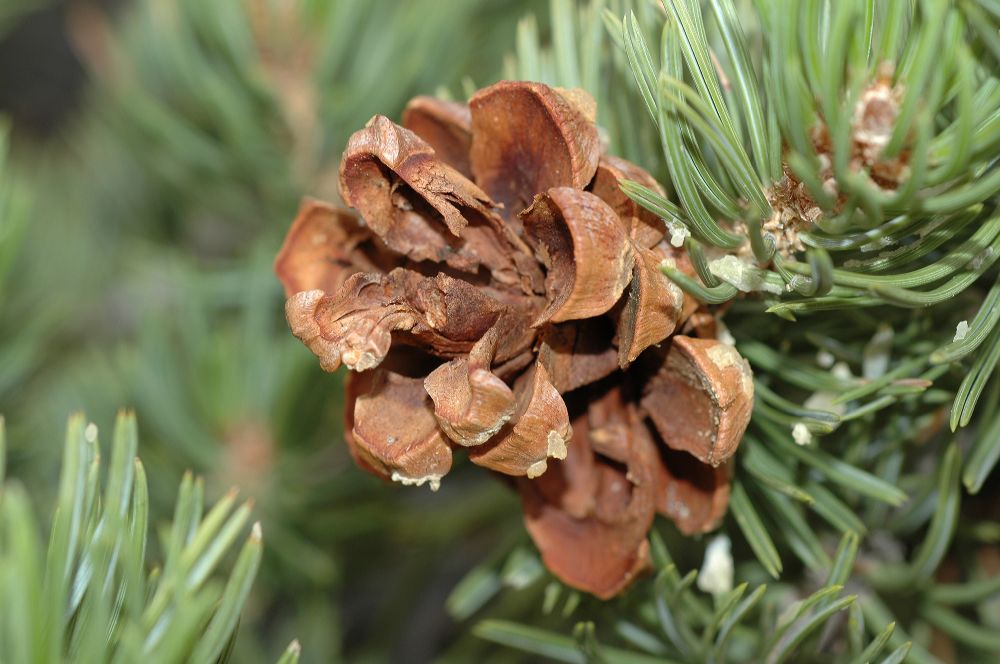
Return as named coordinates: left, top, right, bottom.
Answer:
left=0, top=1, right=552, bottom=661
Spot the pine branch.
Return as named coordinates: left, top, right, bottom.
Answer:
left=450, top=2, right=1000, bottom=661
left=0, top=412, right=299, bottom=663
left=625, top=0, right=999, bottom=275
left=609, top=0, right=1000, bottom=429
left=460, top=531, right=897, bottom=663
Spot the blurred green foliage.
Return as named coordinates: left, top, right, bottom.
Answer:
left=2, top=0, right=1000, bottom=662
left=0, top=412, right=302, bottom=664
left=1, top=1, right=534, bottom=661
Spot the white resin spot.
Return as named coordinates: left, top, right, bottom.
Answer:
left=707, top=344, right=754, bottom=397
left=526, top=459, right=548, bottom=479
left=546, top=430, right=568, bottom=460
left=804, top=391, right=846, bottom=417
left=831, top=362, right=853, bottom=381
left=954, top=320, right=970, bottom=342
left=697, top=535, right=734, bottom=595
left=816, top=350, right=835, bottom=368
left=709, top=255, right=783, bottom=294
left=716, top=320, right=736, bottom=346
left=390, top=471, right=443, bottom=492
left=792, top=422, right=812, bottom=446
left=862, top=324, right=893, bottom=380
left=666, top=219, right=691, bottom=248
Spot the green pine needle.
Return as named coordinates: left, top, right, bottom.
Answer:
left=0, top=413, right=290, bottom=663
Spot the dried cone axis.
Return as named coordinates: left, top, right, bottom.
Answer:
left=274, top=81, right=754, bottom=598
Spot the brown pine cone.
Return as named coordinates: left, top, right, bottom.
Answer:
left=274, top=81, right=754, bottom=599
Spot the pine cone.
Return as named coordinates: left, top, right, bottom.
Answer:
left=275, top=81, right=754, bottom=598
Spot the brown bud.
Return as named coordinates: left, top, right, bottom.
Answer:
left=402, top=96, right=473, bottom=178
left=468, top=362, right=571, bottom=478
left=469, top=81, right=600, bottom=218
left=351, top=368, right=453, bottom=490
left=522, top=187, right=635, bottom=324
left=424, top=327, right=516, bottom=447
left=642, top=336, right=754, bottom=466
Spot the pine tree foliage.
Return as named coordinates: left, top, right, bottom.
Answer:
left=440, top=1, right=1000, bottom=662
left=0, top=412, right=299, bottom=663
left=2, top=2, right=530, bottom=661
left=75, top=0, right=535, bottom=247
left=0, top=0, right=38, bottom=35
left=617, top=0, right=1000, bottom=431
left=473, top=535, right=909, bottom=664
left=0, top=123, right=35, bottom=410
left=3, top=0, right=1000, bottom=662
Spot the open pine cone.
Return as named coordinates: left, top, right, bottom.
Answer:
left=275, top=81, right=754, bottom=598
